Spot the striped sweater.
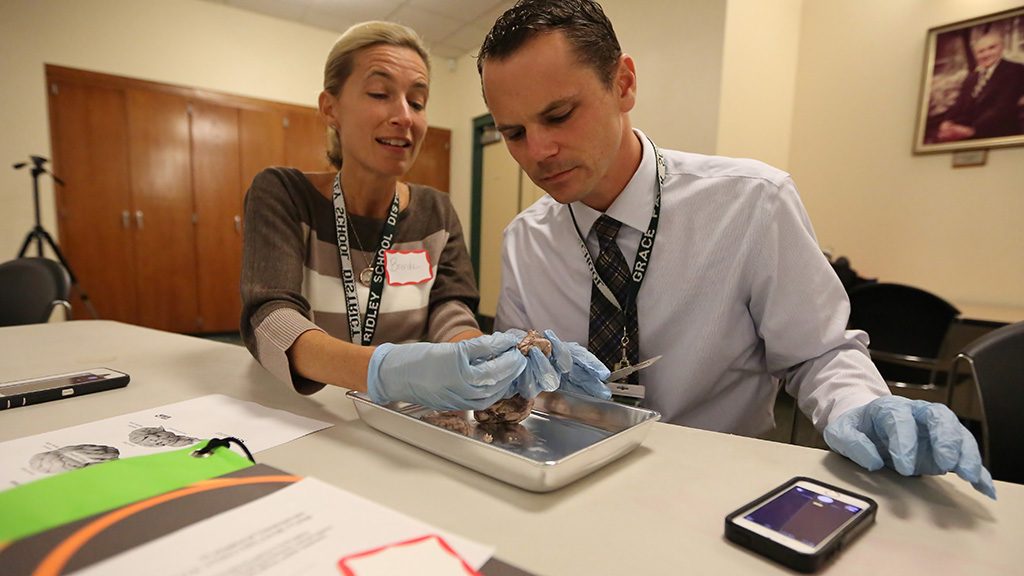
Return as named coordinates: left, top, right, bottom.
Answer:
left=240, top=167, right=480, bottom=394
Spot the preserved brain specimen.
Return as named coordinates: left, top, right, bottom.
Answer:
left=477, top=422, right=534, bottom=447
left=516, top=330, right=552, bottom=357
left=422, top=411, right=471, bottom=435
left=474, top=330, right=550, bottom=425
left=474, top=394, right=534, bottom=424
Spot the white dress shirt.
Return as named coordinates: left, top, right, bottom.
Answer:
left=495, top=130, right=888, bottom=436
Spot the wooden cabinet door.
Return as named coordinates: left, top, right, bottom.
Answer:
left=126, top=89, right=199, bottom=332
left=192, top=101, right=242, bottom=333
left=49, top=81, right=138, bottom=323
left=284, top=110, right=330, bottom=172
left=405, top=127, right=451, bottom=192
left=239, top=108, right=286, bottom=198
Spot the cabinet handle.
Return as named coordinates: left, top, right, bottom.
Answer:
left=234, top=215, right=242, bottom=234
left=122, top=210, right=130, bottom=228
left=135, top=210, right=144, bottom=230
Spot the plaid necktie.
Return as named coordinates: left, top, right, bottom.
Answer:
left=588, top=215, right=640, bottom=384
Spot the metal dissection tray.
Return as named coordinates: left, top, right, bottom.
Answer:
left=347, top=390, right=660, bottom=492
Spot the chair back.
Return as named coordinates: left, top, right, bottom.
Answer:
left=953, top=321, right=1024, bottom=484
left=0, top=257, right=72, bottom=326
left=847, top=282, right=960, bottom=386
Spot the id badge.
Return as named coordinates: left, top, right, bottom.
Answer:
left=606, top=382, right=645, bottom=399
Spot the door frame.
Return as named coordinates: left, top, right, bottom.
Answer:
left=469, top=113, right=494, bottom=285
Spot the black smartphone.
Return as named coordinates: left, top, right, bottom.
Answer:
left=0, top=368, right=130, bottom=410
left=725, top=476, right=877, bottom=573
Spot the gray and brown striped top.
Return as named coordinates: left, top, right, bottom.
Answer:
left=240, top=167, right=480, bottom=394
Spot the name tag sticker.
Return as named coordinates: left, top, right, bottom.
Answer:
left=338, top=534, right=479, bottom=575
left=384, top=250, right=434, bottom=286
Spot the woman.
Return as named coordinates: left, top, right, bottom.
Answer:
left=240, top=21, right=534, bottom=409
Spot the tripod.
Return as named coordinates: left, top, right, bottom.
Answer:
left=14, top=155, right=98, bottom=319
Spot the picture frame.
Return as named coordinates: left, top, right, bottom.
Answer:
left=913, top=7, right=1024, bottom=154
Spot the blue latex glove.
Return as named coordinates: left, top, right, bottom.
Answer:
left=543, top=330, right=612, bottom=400
left=502, top=328, right=561, bottom=399
left=367, top=332, right=528, bottom=411
left=823, top=395, right=996, bottom=499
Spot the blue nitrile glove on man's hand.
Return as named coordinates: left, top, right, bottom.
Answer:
left=367, top=332, right=527, bottom=411
left=544, top=330, right=612, bottom=399
left=508, top=329, right=610, bottom=400
left=824, top=395, right=996, bottom=499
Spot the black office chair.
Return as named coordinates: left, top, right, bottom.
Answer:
left=948, top=321, right=1024, bottom=484
left=847, top=283, right=960, bottom=397
left=0, top=257, right=72, bottom=326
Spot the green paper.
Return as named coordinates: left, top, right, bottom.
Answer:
left=0, top=440, right=251, bottom=544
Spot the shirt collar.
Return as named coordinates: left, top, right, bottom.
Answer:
left=976, top=60, right=999, bottom=75
left=570, top=129, right=657, bottom=238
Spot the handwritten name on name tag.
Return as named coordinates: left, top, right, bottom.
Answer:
left=384, top=250, right=434, bottom=286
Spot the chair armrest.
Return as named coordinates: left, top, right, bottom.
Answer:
left=47, top=299, right=73, bottom=321
left=868, top=349, right=939, bottom=368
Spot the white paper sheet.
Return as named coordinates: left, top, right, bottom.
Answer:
left=0, top=394, right=330, bottom=488
left=72, top=477, right=493, bottom=575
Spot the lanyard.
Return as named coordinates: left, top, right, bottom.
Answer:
left=332, top=173, right=400, bottom=346
left=568, top=137, right=665, bottom=312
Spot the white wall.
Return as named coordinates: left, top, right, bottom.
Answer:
left=0, top=0, right=338, bottom=259
left=717, top=0, right=803, bottom=170
left=789, top=0, right=1024, bottom=309
left=429, top=0, right=729, bottom=241
left=426, top=54, right=488, bottom=236
left=602, top=0, right=727, bottom=153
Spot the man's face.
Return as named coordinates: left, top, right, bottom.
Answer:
left=481, top=32, right=635, bottom=209
left=973, top=34, right=1003, bottom=69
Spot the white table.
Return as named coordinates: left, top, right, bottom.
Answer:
left=1, top=321, right=1020, bottom=575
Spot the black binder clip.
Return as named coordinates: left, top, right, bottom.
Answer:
left=191, top=436, right=256, bottom=463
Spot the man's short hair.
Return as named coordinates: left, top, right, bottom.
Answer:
left=971, top=31, right=1004, bottom=50
left=477, top=0, right=622, bottom=88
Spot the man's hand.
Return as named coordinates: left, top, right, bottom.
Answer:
left=543, top=330, right=612, bottom=400
left=824, top=395, right=996, bottom=499
left=367, top=332, right=527, bottom=410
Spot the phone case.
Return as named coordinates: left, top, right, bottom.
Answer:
left=0, top=369, right=130, bottom=411
left=724, top=476, right=877, bottom=573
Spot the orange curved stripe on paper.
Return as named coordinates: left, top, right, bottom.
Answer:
left=32, top=475, right=300, bottom=576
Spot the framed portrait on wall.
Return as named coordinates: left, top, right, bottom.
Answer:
left=914, top=7, right=1024, bottom=153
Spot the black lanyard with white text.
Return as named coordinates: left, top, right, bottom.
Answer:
left=568, top=137, right=665, bottom=315
left=332, top=173, right=400, bottom=346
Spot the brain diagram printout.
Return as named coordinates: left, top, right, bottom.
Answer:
left=0, top=394, right=331, bottom=487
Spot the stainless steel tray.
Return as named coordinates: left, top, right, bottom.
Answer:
left=347, top=390, right=660, bottom=492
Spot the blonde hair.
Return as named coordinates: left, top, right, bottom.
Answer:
left=323, top=21, right=431, bottom=169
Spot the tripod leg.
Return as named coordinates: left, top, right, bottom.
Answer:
left=38, top=228, right=100, bottom=320
left=17, top=230, right=39, bottom=258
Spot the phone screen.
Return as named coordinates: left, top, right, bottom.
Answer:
left=743, top=485, right=863, bottom=547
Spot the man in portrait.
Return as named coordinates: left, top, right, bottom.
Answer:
left=937, top=31, right=1024, bottom=142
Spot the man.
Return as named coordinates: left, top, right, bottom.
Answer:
left=937, top=31, right=1024, bottom=142
left=478, top=0, right=994, bottom=498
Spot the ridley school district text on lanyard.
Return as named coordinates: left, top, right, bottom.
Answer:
left=332, top=174, right=400, bottom=346
left=568, top=135, right=665, bottom=369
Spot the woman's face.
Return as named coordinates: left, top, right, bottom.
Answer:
left=323, top=44, right=429, bottom=180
